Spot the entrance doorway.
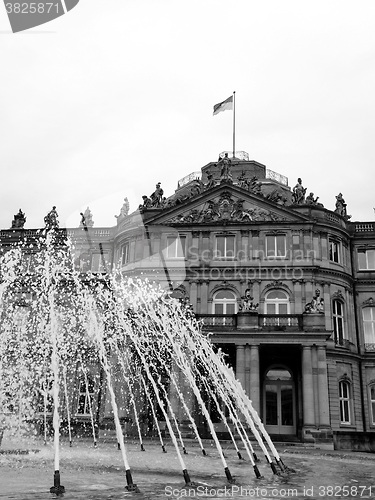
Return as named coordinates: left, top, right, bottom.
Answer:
left=263, top=366, right=296, bottom=435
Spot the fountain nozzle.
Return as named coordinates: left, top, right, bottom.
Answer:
left=125, top=469, right=140, bottom=492
left=49, top=470, right=65, bottom=495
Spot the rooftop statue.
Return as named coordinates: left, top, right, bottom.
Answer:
left=139, top=195, right=152, bottom=211
left=11, top=208, right=26, bottom=229
left=292, top=178, right=307, bottom=204
left=237, top=170, right=249, bottom=189
left=205, top=171, right=216, bottom=190
left=218, top=153, right=233, bottom=183
left=334, top=192, right=351, bottom=219
left=304, top=289, right=324, bottom=314
left=115, top=198, right=130, bottom=221
left=79, top=207, right=94, bottom=228
left=44, top=206, right=59, bottom=230
left=150, top=182, right=164, bottom=207
left=305, top=192, right=320, bottom=205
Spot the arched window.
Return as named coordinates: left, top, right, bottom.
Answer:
left=363, top=307, right=375, bottom=351
left=265, top=290, right=290, bottom=315
left=339, top=380, right=351, bottom=424
left=332, top=300, right=345, bottom=345
left=212, top=290, right=237, bottom=315
left=369, top=385, right=375, bottom=426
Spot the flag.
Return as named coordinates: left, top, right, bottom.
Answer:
left=213, top=95, right=233, bottom=115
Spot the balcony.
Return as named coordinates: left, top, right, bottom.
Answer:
left=197, top=313, right=314, bottom=332
left=197, top=314, right=237, bottom=329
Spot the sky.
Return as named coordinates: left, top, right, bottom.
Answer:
left=1, top=0, right=375, bottom=229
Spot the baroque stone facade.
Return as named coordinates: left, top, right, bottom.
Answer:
left=1, top=153, right=375, bottom=450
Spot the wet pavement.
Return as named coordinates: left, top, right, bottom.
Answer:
left=0, top=438, right=374, bottom=499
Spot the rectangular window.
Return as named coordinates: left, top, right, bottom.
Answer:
left=339, top=381, right=351, bottom=424
left=215, top=235, right=235, bottom=258
left=166, top=236, right=186, bottom=258
left=332, top=300, right=345, bottom=344
left=329, top=240, right=341, bottom=263
left=363, top=307, right=375, bottom=345
left=266, top=235, right=286, bottom=258
left=370, top=386, right=375, bottom=425
left=121, top=243, right=130, bottom=265
left=358, top=249, right=375, bottom=270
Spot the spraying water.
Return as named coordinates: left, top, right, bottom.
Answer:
left=0, top=231, right=292, bottom=494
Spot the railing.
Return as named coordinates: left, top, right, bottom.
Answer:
left=266, top=169, right=288, bottom=186
left=197, top=314, right=237, bottom=328
left=197, top=313, right=303, bottom=330
left=219, top=151, right=250, bottom=161
left=177, top=171, right=202, bottom=189
left=325, top=213, right=342, bottom=225
left=355, top=223, right=374, bottom=232
left=259, top=314, right=302, bottom=330
left=67, top=228, right=113, bottom=240
left=365, top=343, right=375, bottom=352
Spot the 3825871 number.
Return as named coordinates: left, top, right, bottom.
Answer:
left=5, top=3, right=60, bottom=14
left=318, top=485, right=373, bottom=497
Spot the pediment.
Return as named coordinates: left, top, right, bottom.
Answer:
left=143, top=184, right=311, bottom=226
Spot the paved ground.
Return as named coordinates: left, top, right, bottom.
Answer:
left=0, top=438, right=374, bottom=499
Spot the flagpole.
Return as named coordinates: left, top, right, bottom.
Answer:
left=232, top=91, right=236, bottom=158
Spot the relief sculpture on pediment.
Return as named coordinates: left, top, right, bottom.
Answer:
left=169, top=192, right=287, bottom=224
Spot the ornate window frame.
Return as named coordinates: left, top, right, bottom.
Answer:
left=329, top=238, right=341, bottom=264
left=121, top=243, right=130, bottom=265
left=264, top=289, right=290, bottom=315
left=362, top=300, right=375, bottom=352
left=214, top=233, right=236, bottom=259
left=211, top=289, right=238, bottom=315
left=166, top=234, right=186, bottom=259
left=332, top=295, right=346, bottom=345
left=357, top=248, right=375, bottom=270
left=338, top=378, right=352, bottom=425
left=265, top=233, right=287, bottom=259
left=368, top=382, right=375, bottom=427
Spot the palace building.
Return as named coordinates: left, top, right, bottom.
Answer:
left=1, top=151, right=375, bottom=451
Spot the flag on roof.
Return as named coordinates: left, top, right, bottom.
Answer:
left=213, top=95, right=233, bottom=115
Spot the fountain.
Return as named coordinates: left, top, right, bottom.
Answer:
left=0, top=230, right=292, bottom=496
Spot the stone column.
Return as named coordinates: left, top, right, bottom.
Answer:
left=302, top=346, right=316, bottom=441
left=317, top=346, right=331, bottom=428
left=249, top=345, right=260, bottom=415
left=312, top=346, right=319, bottom=425
left=200, top=280, right=209, bottom=314
left=293, top=280, right=303, bottom=314
left=236, top=345, right=246, bottom=390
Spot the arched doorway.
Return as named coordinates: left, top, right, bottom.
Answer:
left=263, top=366, right=296, bottom=435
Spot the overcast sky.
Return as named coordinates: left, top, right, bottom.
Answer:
left=1, top=0, right=374, bottom=229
